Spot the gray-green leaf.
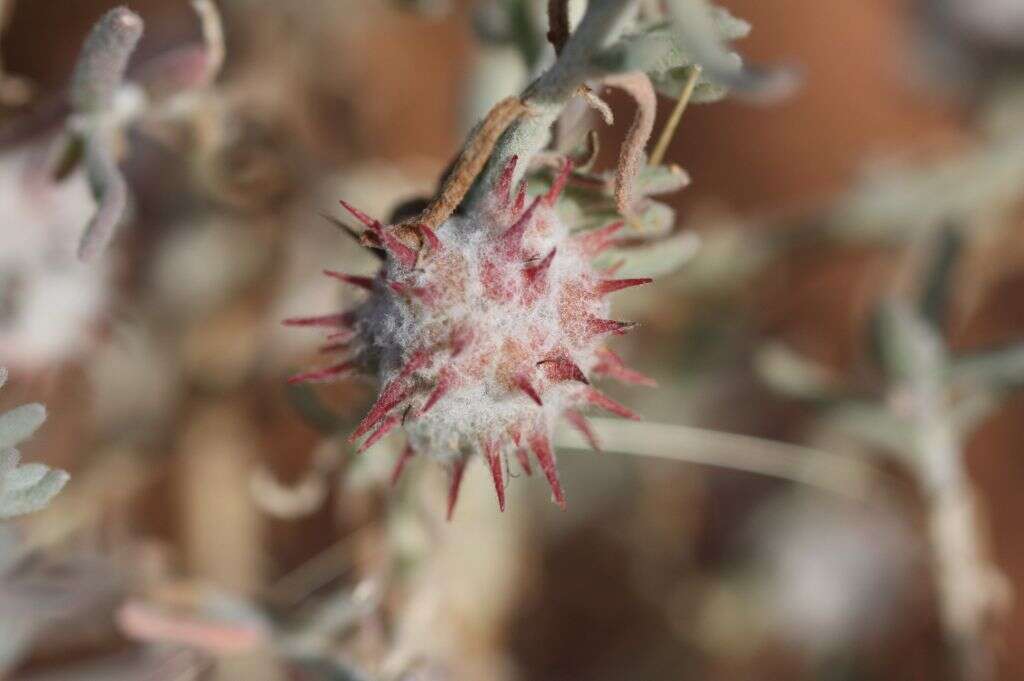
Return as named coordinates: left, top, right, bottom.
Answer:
left=0, top=449, right=69, bottom=520
left=0, top=404, right=46, bottom=450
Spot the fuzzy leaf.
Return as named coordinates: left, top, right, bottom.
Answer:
left=0, top=449, right=69, bottom=520
left=755, top=342, right=839, bottom=402
left=869, top=299, right=947, bottom=383
left=633, top=163, right=691, bottom=196
left=593, top=10, right=749, bottom=103
left=951, top=344, right=1024, bottom=390
left=662, top=0, right=798, bottom=101
left=601, top=231, right=701, bottom=278
left=821, top=402, right=914, bottom=459
left=0, top=404, right=46, bottom=449
left=70, top=6, right=144, bottom=115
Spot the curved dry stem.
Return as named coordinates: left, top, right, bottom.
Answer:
left=603, top=71, right=656, bottom=216
left=555, top=417, right=881, bottom=500
left=402, top=96, right=527, bottom=233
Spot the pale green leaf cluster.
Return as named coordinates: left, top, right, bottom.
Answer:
left=594, top=6, right=751, bottom=103
left=0, top=368, right=68, bottom=520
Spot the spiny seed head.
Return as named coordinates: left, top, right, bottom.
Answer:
left=289, top=158, right=654, bottom=518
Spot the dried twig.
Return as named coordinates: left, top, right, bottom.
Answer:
left=400, top=96, right=527, bottom=232
left=649, top=64, right=701, bottom=166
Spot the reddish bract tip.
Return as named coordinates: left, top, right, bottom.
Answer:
left=483, top=439, right=506, bottom=512
left=497, top=155, right=519, bottom=207
left=390, top=443, right=416, bottom=486
left=359, top=413, right=401, bottom=453
left=389, top=281, right=435, bottom=304
left=340, top=200, right=418, bottom=268
left=324, top=270, right=375, bottom=291
left=339, top=199, right=380, bottom=231
left=350, top=381, right=409, bottom=442
left=287, top=361, right=356, bottom=384
left=514, top=374, right=544, bottom=406
left=515, top=447, right=533, bottom=476
left=540, top=357, right=589, bottom=384
left=564, top=409, right=601, bottom=451
left=499, top=196, right=541, bottom=258
left=318, top=340, right=351, bottom=354
left=585, top=387, right=641, bottom=420
left=596, top=278, right=653, bottom=295
left=586, top=318, right=637, bottom=337
left=601, top=259, right=627, bottom=276
left=378, top=229, right=418, bottom=269
left=523, top=248, right=557, bottom=288
left=576, top=221, right=625, bottom=256
left=282, top=312, right=355, bottom=328
left=528, top=432, right=565, bottom=509
left=450, top=325, right=475, bottom=357
left=544, top=157, right=573, bottom=206
left=447, top=458, right=468, bottom=520
left=419, top=372, right=453, bottom=415
left=418, top=223, right=442, bottom=251
left=513, top=183, right=527, bottom=215
left=594, top=348, right=657, bottom=387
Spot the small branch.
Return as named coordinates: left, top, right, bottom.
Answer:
left=555, top=417, right=881, bottom=500
left=649, top=65, right=701, bottom=166
left=469, top=0, right=639, bottom=206
left=77, top=136, right=128, bottom=262
left=887, top=303, right=1006, bottom=680
left=547, top=0, right=571, bottom=55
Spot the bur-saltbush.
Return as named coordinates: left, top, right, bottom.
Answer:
left=289, top=0, right=788, bottom=516
left=0, top=368, right=68, bottom=520
left=289, top=159, right=652, bottom=517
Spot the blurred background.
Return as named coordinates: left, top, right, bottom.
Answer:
left=2, top=0, right=1024, bottom=679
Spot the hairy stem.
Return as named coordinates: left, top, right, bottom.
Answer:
left=555, top=417, right=880, bottom=500
left=468, top=0, right=638, bottom=207
left=895, top=310, right=1005, bottom=681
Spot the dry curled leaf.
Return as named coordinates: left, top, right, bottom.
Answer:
left=603, top=71, right=657, bottom=217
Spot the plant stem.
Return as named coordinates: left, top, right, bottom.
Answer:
left=555, top=417, right=880, bottom=500
left=649, top=65, right=701, bottom=167
left=895, top=308, right=1004, bottom=681
left=467, top=0, right=639, bottom=208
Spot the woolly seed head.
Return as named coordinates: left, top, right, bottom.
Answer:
left=289, top=158, right=654, bottom=517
